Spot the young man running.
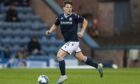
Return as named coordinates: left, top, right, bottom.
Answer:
left=46, top=0, right=103, bottom=84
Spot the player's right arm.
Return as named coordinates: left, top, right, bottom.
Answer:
left=46, top=16, right=60, bottom=35
left=46, top=24, right=57, bottom=35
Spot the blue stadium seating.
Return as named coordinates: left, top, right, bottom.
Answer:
left=1, top=7, right=32, bottom=14
left=0, top=5, right=63, bottom=60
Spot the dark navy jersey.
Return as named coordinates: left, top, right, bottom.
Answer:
left=55, top=13, right=84, bottom=42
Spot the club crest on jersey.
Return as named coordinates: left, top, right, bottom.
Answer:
left=61, top=17, right=64, bottom=20
left=69, top=17, right=72, bottom=21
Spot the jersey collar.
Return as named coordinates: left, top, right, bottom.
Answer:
left=64, top=13, right=72, bottom=18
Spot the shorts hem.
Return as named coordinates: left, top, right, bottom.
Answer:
left=60, top=48, right=70, bottom=55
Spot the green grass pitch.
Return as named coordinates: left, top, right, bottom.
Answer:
left=0, top=68, right=140, bottom=84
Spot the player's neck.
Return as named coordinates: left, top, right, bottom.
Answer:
left=64, top=13, right=72, bottom=17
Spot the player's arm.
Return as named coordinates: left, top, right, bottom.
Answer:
left=46, top=24, right=57, bottom=35
left=78, top=19, right=88, bottom=38
left=46, top=16, right=60, bottom=35
left=81, top=19, right=88, bottom=34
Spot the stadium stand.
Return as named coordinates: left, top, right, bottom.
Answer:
left=0, top=0, right=64, bottom=68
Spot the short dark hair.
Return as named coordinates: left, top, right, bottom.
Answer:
left=63, top=0, right=72, bottom=7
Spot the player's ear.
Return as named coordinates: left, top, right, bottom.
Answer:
left=63, top=7, right=65, bottom=10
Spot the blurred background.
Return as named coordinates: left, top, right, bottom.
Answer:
left=0, top=0, right=140, bottom=69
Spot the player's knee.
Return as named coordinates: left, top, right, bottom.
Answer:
left=77, top=57, right=84, bottom=62
left=76, top=56, right=87, bottom=62
left=82, top=56, right=87, bottom=62
left=57, top=55, right=64, bottom=61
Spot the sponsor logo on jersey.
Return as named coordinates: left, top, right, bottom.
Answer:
left=60, top=21, right=72, bottom=25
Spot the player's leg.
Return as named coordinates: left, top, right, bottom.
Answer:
left=57, top=42, right=76, bottom=77
left=75, top=51, right=98, bottom=68
left=74, top=49, right=103, bottom=78
left=57, top=49, right=68, bottom=84
left=57, top=49, right=68, bottom=75
left=57, top=42, right=77, bottom=84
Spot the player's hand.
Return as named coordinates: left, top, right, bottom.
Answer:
left=77, top=32, right=84, bottom=38
left=45, top=30, right=51, bottom=36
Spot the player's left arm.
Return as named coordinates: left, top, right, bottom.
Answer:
left=78, top=19, right=88, bottom=38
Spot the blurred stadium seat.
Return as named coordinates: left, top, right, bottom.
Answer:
left=0, top=2, right=64, bottom=62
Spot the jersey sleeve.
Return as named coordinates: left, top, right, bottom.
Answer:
left=54, top=17, right=60, bottom=26
left=75, top=14, right=84, bottom=23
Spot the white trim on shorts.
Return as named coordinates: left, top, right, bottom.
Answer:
left=60, top=41, right=81, bottom=54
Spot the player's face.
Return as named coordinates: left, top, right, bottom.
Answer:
left=63, top=4, right=72, bottom=15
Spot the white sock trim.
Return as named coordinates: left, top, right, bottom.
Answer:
left=57, top=56, right=64, bottom=61
left=83, top=56, right=87, bottom=62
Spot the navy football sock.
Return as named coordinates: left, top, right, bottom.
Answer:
left=85, top=58, right=98, bottom=68
left=59, top=60, right=66, bottom=75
